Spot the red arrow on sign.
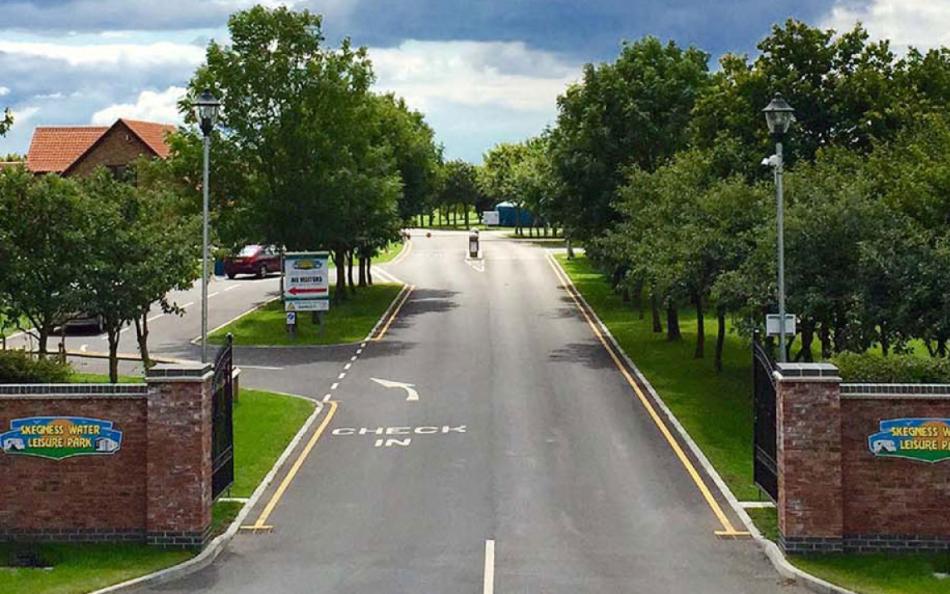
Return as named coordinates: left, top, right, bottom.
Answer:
left=288, top=287, right=328, bottom=295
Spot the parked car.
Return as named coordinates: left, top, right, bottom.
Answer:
left=63, top=312, right=105, bottom=333
left=224, top=245, right=281, bottom=279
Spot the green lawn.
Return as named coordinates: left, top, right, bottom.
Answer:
left=210, top=283, right=403, bottom=346
left=0, top=388, right=314, bottom=593
left=372, top=240, right=408, bottom=264
left=556, top=254, right=761, bottom=500
left=751, top=507, right=950, bottom=593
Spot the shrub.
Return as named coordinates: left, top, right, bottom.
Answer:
left=0, top=350, right=72, bottom=384
left=831, top=352, right=950, bottom=384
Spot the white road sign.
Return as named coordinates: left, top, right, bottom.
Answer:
left=283, top=251, right=330, bottom=312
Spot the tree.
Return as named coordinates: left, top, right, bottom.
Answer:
left=0, top=109, right=11, bottom=137
left=549, top=37, right=709, bottom=240
left=480, top=142, right=529, bottom=234
left=438, top=160, right=481, bottom=229
left=184, top=5, right=401, bottom=301
left=0, top=169, right=92, bottom=355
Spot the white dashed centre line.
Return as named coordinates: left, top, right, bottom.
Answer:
left=350, top=355, right=357, bottom=361
left=338, top=373, right=346, bottom=380
left=344, top=363, right=352, bottom=370
left=331, top=383, right=339, bottom=391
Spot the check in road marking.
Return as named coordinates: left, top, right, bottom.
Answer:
left=331, top=424, right=466, bottom=449
left=242, top=400, right=339, bottom=532
left=545, top=253, right=749, bottom=538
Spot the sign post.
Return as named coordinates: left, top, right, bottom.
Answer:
left=282, top=252, right=330, bottom=337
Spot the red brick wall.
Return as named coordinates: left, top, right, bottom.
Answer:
left=67, top=123, right=153, bottom=177
left=841, top=397, right=950, bottom=538
left=0, top=395, right=148, bottom=538
left=777, top=378, right=843, bottom=547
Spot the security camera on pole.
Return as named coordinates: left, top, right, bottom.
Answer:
left=762, top=93, right=796, bottom=362
left=195, top=90, right=221, bottom=364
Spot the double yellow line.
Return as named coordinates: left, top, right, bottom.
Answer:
left=373, top=284, right=415, bottom=341
left=241, top=400, right=339, bottom=532
left=544, top=253, right=748, bottom=538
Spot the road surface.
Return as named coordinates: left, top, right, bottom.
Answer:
left=138, top=230, right=802, bottom=593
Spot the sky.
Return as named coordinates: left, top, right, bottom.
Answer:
left=1, top=1, right=949, bottom=162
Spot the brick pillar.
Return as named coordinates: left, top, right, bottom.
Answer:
left=776, top=362, right=844, bottom=553
left=145, top=362, right=213, bottom=548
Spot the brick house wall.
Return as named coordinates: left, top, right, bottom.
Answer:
left=0, top=363, right=215, bottom=548
left=776, top=364, right=950, bottom=553
left=66, top=122, right=154, bottom=177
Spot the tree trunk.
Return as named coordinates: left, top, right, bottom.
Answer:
left=428, top=213, right=434, bottom=227
left=651, top=294, right=663, bottom=333
left=635, top=280, right=645, bottom=320
left=715, top=307, right=726, bottom=372
left=621, top=286, right=630, bottom=303
left=108, top=329, right=120, bottom=384
left=134, top=313, right=151, bottom=369
left=796, top=319, right=814, bottom=362
left=566, top=236, right=575, bottom=259
left=515, top=205, right=522, bottom=236
left=358, top=255, right=367, bottom=287
left=879, top=322, right=890, bottom=357
left=37, top=325, right=50, bottom=357
left=819, top=324, right=831, bottom=359
left=464, top=208, right=470, bottom=229
left=693, top=293, right=704, bottom=358
left=347, top=251, right=356, bottom=292
left=367, top=256, right=373, bottom=285
left=666, top=301, right=681, bottom=341
left=334, top=249, right=347, bottom=301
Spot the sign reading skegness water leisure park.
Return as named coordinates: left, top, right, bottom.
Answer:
left=283, top=251, right=330, bottom=312
left=1, top=417, right=123, bottom=460
left=868, top=418, right=950, bottom=463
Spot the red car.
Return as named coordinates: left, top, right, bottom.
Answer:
left=224, top=245, right=281, bottom=279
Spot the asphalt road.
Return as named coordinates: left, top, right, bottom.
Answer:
left=133, top=230, right=805, bottom=594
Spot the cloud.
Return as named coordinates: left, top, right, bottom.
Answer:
left=369, top=40, right=581, bottom=161
left=92, top=86, right=186, bottom=124
left=0, top=0, right=356, bottom=33
left=0, top=87, right=9, bottom=97
left=821, top=0, right=950, bottom=51
left=0, top=40, right=204, bottom=67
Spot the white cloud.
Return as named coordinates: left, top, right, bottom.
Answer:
left=0, top=40, right=204, bottom=68
left=368, top=40, right=580, bottom=161
left=0, top=86, right=9, bottom=97
left=92, top=86, right=186, bottom=124
left=370, top=40, right=579, bottom=112
left=821, top=0, right=950, bottom=51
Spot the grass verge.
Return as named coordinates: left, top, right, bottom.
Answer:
left=555, top=253, right=760, bottom=500
left=0, top=389, right=314, bottom=593
left=210, top=283, right=403, bottom=346
left=557, top=253, right=950, bottom=594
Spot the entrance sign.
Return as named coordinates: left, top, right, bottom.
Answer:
left=0, top=416, right=123, bottom=460
left=868, top=418, right=950, bottom=463
left=283, top=251, right=330, bottom=312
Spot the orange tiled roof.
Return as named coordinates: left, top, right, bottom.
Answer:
left=26, top=119, right=177, bottom=174
left=120, top=119, right=176, bottom=158
left=26, top=126, right=108, bottom=173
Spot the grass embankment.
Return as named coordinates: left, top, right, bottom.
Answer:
left=557, top=253, right=950, bottom=594
left=210, top=283, right=403, bottom=346
left=0, top=388, right=314, bottom=594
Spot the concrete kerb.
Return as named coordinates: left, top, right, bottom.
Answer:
left=90, top=396, right=326, bottom=594
left=546, top=252, right=856, bottom=594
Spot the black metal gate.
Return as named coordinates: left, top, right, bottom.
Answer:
left=752, top=334, right=778, bottom=501
left=211, top=333, right=235, bottom=500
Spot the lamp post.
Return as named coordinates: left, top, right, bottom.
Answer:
left=195, top=90, right=220, bottom=363
left=763, top=93, right=795, bottom=362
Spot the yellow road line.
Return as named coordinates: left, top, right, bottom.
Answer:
left=544, top=253, right=749, bottom=537
left=242, top=400, right=339, bottom=531
left=373, top=285, right=415, bottom=341
left=389, top=238, right=413, bottom=266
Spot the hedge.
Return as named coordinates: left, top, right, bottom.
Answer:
left=831, top=352, right=950, bottom=384
left=0, top=350, right=72, bottom=384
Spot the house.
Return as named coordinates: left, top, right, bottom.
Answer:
left=94, top=436, right=120, bottom=453
left=25, top=118, right=176, bottom=177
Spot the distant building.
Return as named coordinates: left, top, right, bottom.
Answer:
left=25, top=118, right=176, bottom=177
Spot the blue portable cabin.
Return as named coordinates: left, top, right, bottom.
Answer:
left=495, top=201, right=535, bottom=227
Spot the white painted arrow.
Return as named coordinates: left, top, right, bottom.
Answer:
left=370, top=377, right=419, bottom=402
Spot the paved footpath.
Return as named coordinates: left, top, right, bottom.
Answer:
left=141, top=230, right=805, bottom=593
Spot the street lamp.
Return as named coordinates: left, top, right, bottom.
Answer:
left=195, top=90, right=220, bottom=363
left=763, top=93, right=795, bottom=362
